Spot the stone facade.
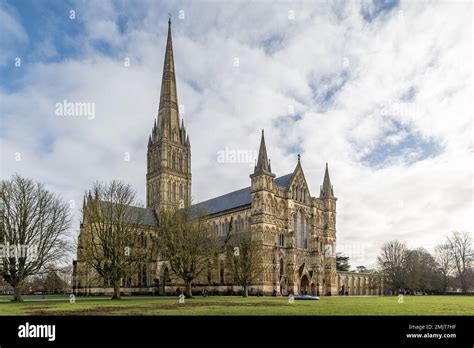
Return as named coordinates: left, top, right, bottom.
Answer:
left=337, top=272, right=384, bottom=296
left=72, top=19, right=383, bottom=297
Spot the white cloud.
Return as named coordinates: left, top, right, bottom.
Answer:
left=1, top=0, right=472, bottom=267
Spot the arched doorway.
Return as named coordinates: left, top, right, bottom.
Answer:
left=300, top=275, right=309, bottom=295
left=153, top=278, right=160, bottom=295
left=279, top=279, right=287, bottom=296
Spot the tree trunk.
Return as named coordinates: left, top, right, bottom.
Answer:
left=242, top=285, right=248, bottom=298
left=460, top=278, right=467, bottom=294
left=185, top=281, right=192, bottom=298
left=112, top=280, right=121, bottom=300
left=14, top=285, right=23, bottom=302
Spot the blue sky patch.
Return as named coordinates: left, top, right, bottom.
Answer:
left=283, top=140, right=304, bottom=158
left=310, top=71, right=348, bottom=111
left=362, top=119, right=443, bottom=168
left=260, top=35, right=284, bottom=55
left=272, top=113, right=303, bottom=129
left=0, top=0, right=86, bottom=90
left=361, top=0, right=399, bottom=22
left=401, top=86, right=416, bottom=101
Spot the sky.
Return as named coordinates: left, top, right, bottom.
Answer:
left=0, top=0, right=472, bottom=268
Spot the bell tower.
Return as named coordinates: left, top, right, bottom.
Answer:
left=146, top=18, right=191, bottom=209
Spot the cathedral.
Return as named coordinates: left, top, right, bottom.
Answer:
left=72, top=19, right=383, bottom=297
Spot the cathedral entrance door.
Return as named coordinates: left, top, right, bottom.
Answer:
left=300, top=275, right=309, bottom=295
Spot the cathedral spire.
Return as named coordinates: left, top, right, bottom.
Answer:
left=254, top=129, right=271, bottom=174
left=320, top=162, right=334, bottom=198
left=147, top=18, right=192, bottom=209
left=158, top=16, right=180, bottom=129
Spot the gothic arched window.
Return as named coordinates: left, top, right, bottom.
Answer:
left=279, top=234, right=284, bottom=247
left=279, top=258, right=284, bottom=277
left=224, top=219, right=229, bottom=235
left=172, top=183, right=176, bottom=201
left=294, top=210, right=306, bottom=249
left=303, top=219, right=308, bottom=249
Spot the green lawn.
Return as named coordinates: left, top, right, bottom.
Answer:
left=0, top=295, right=472, bottom=316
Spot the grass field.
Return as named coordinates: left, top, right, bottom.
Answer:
left=0, top=295, right=473, bottom=316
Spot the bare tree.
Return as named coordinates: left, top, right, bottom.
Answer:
left=377, top=240, right=407, bottom=292
left=434, top=243, right=453, bottom=294
left=43, top=268, right=66, bottom=294
left=0, top=174, right=71, bottom=301
left=80, top=181, right=149, bottom=299
left=227, top=227, right=263, bottom=297
left=447, top=231, right=472, bottom=293
left=155, top=204, right=217, bottom=298
left=404, top=247, right=438, bottom=292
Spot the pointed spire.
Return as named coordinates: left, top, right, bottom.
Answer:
left=320, top=162, right=334, bottom=198
left=82, top=194, right=87, bottom=222
left=158, top=16, right=180, bottom=128
left=254, top=129, right=271, bottom=174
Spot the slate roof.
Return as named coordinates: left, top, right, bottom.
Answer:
left=191, top=186, right=251, bottom=216
left=190, top=173, right=292, bottom=216
left=92, top=173, right=293, bottom=224
left=274, top=173, right=292, bottom=187
left=136, top=207, right=158, bottom=225
left=97, top=201, right=158, bottom=226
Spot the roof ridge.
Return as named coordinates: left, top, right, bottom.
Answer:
left=193, top=185, right=251, bottom=206
left=194, top=172, right=293, bottom=207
